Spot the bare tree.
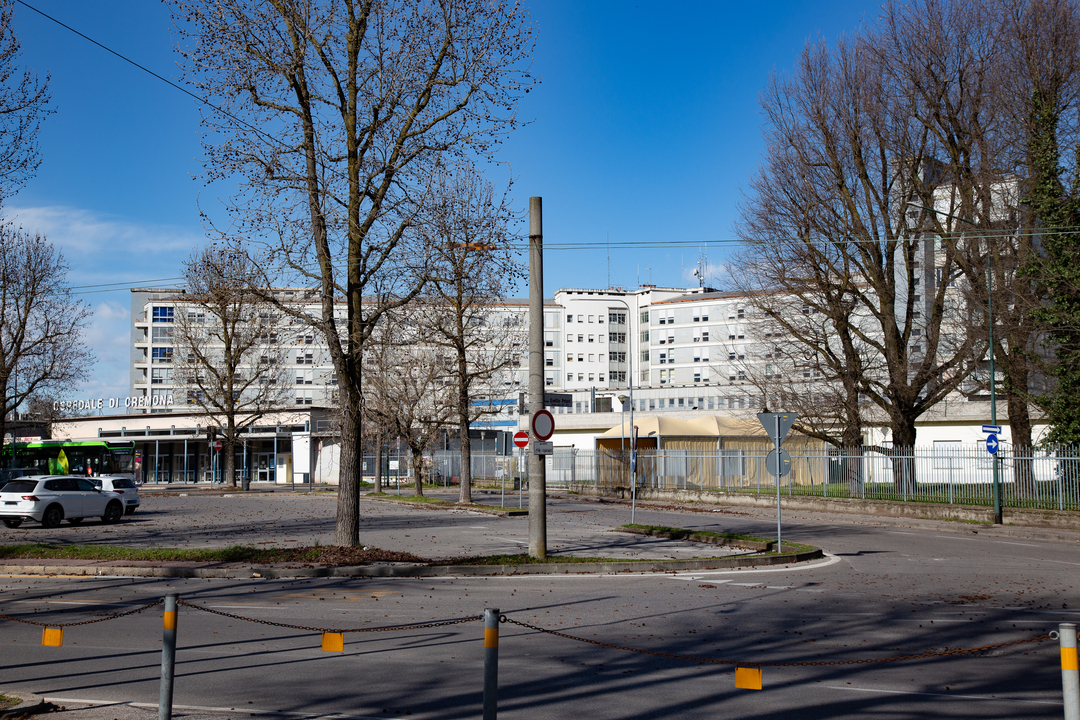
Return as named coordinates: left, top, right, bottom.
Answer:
left=173, top=247, right=290, bottom=487
left=0, top=225, right=92, bottom=457
left=363, top=308, right=453, bottom=496
left=0, top=0, right=50, bottom=207
left=169, top=0, right=535, bottom=545
left=421, top=162, right=523, bottom=503
left=740, top=15, right=987, bottom=490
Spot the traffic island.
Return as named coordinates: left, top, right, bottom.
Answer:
left=0, top=537, right=824, bottom=579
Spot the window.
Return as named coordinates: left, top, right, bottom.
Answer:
left=545, top=376, right=554, bottom=386
left=728, top=352, right=736, bottom=361
left=649, top=399, right=656, bottom=410
left=598, top=314, right=604, bottom=324
left=641, top=350, right=650, bottom=362
left=599, top=353, right=606, bottom=362
left=588, top=373, right=595, bottom=381
left=608, top=312, right=626, bottom=324
left=544, top=331, right=555, bottom=347
left=612, top=332, right=626, bottom=343
left=567, top=314, right=573, bottom=323
left=567, top=373, right=573, bottom=382
left=588, top=354, right=595, bottom=362
left=295, top=389, right=313, bottom=405
left=693, top=349, right=701, bottom=363
left=151, top=368, right=172, bottom=384
left=588, top=334, right=595, bottom=343
left=737, top=308, right=745, bottom=319
left=545, top=354, right=554, bottom=367
left=693, top=308, right=701, bottom=322
left=152, top=327, right=174, bottom=343
left=152, top=306, right=174, bottom=323
left=702, top=330, right=709, bottom=342
left=304, top=335, right=314, bottom=344
left=152, top=347, right=173, bottom=364
left=567, top=353, right=573, bottom=362
left=598, top=373, right=605, bottom=382
left=659, top=369, right=667, bottom=384
left=640, top=311, right=649, bottom=323
left=693, top=371, right=701, bottom=383
left=701, top=308, right=709, bottom=321
left=577, top=354, right=584, bottom=362
left=187, top=310, right=205, bottom=323
left=659, top=352, right=667, bottom=365
left=678, top=398, right=685, bottom=407
left=692, top=328, right=701, bottom=343
left=588, top=315, right=595, bottom=323
left=598, top=334, right=605, bottom=343
left=640, top=330, right=650, bottom=342
left=577, top=373, right=584, bottom=381
left=737, top=370, right=746, bottom=381
left=578, top=334, right=584, bottom=342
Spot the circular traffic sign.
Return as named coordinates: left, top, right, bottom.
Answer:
left=212, top=441, right=223, bottom=451
left=986, top=433, right=999, bottom=455
left=531, top=409, right=555, bottom=441
left=766, top=448, right=792, bottom=477
left=513, top=431, right=530, bottom=448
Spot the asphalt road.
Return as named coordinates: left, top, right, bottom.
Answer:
left=1, top=492, right=1078, bottom=719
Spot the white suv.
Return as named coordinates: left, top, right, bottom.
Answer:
left=0, top=476, right=125, bottom=529
left=89, top=476, right=141, bottom=515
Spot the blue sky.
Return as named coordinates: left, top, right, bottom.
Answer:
left=9, top=0, right=882, bottom=402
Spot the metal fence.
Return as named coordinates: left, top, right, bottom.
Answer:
left=533, top=444, right=1080, bottom=512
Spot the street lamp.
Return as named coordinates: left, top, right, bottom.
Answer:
left=909, top=203, right=1002, bottom=524
left=607, top=297, right=636, bottom=512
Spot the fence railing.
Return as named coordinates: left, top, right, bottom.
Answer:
left=533, top=444, right=1080, bottom=512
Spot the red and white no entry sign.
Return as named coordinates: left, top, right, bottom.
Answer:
left=212, top=441, right=223, bottom=451
left=531, top=409, right=555, bottom=441
left=513, top=431, right=530, bottom=448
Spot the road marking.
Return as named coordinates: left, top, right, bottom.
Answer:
left=491, top=536, right=527, bottom=544
left=825, top=686, right=1061, bottom=705
left=676, top=578, right=732, bottom=583
left=43, top=698, right=384, bottom=719
left=671, top=552, right=842, bottom=579
left=933, top=535, right=976, bottom=540
left=998, top=541, right=1040, bottom=547
left=886, top=531, right=915, bottom=535
left=889, top=618, right=971, bottom=623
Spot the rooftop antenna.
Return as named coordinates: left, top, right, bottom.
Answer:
left=607, top=231, right=610, bottom=289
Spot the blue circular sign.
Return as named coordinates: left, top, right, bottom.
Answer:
left=985, top=433, right=999, bottom=455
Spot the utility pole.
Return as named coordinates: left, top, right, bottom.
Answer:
left=528, top=197, right=547, bottom=558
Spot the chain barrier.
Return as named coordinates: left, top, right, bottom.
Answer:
left=499, top=615, right=1053, bottom=667
left=0, top=599, right=163, bottom=628
left=176, top=598, right=481, bottom=633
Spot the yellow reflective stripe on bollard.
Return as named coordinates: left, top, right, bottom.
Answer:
left=1064, top=646, right=1079, bottom=671
left=484, top=628, right=499, bottom=649
left=42, top=628, right=63, bottom=647
left=164, top=610, right=177, bottom=630
left=322, top=632, right=344, bottom=652
left=735, top=667, right=762, bottom=690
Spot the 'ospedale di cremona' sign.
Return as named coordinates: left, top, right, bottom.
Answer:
left=53, top=395, right=174, bottom=413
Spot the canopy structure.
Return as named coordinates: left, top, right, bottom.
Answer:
left=688, top=416, right=766, bottom=437
left=596, top=416, right=718, bottom=451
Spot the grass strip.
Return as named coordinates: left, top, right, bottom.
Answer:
left=0, top=543, right=426, bottom=565
left=0, top=693, right=20, bottom=710
left=621, top=524, right=770, bottom=544
left=621, top=524, right=816, bottom=554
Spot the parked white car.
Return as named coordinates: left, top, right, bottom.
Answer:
left=0, top=476, right=125, bottom=528
left=89, top=476, right=140, bottom=515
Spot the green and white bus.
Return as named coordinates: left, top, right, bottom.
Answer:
left=2, top=440, right=137, bottom=480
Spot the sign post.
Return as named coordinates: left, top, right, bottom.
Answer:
left=757, top=412, right=797, bottom=550
left=631, top=424, right=639, bottom=524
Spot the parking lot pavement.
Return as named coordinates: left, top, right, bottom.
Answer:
left=0, top=491, right=751, bottom=562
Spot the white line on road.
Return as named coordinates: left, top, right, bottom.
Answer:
left=998, top=541, right=1041, bottom=547
left=825, top=686, right=1061, bottom=705
left=43, top=699, right=385, bottom=719
left=671, top=553, right=843, bottom=578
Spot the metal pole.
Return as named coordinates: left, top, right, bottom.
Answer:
left=483, top=608, right=500, bottom=720
left=774, top=416, right=782, bottom=549
left=527, top=196, right=547, bottom=558
left=159, top=593, right=179, bottom=720
left=988, top=251, right=1002, bottom=524
left=1061, top=623, right=1079, bottom=720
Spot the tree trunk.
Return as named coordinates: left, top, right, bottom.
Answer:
left=225, top=417, right=237, bottom=487
left=890, top=417, right=918, bottom=494
left=334, top=399, right=361, bottom=546
left=411, top=446, right=425, bottom=497
left=373, top=433, right=383, bottom=494
left=457, top=399, right=473, bottom=504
